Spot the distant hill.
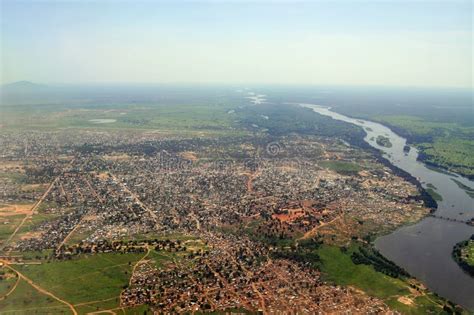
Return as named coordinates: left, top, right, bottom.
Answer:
left=1, top=81, right=47, bottom=92
left=0, top=81, right=54, bottom=105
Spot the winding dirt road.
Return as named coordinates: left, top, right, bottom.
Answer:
left=1, top=260, right=78, bottom=315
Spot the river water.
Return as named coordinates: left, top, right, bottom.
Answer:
left=301, top=104, right=474, bottom=309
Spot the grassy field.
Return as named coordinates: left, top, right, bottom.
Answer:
left=0, top=172, right=27, bottom=184
left=0, top=277, right=70, bottom=314
left=317, top=245, right=451, bottom=314
left=0, top=237, right=197, bottom=314
left=6, top=252, right=144, bottom=314
left=318, top=160, right=363, bottom=174
left=0, top=103, right=243, bottom=137
left=418, top=139, right=474, bottom=177
left=0, top=268, right=18, bottom=297
left=0, top=214, right=25, bottom=246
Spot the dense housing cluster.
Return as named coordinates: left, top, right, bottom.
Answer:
left=0, top=130, right=430, bottom=313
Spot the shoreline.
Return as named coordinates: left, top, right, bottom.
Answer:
left=452, top=235, right=474, bottom=277
left=329, top=110, right=474, bottom=181
left=374, top=120, right=474, bottom=181
left=302, top=103, right=474, bottom=310
left=325, top=110, right=439, bottom=211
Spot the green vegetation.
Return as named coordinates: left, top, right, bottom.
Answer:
left=123, top=304, right=153, bottom=314
left=376, top=135, right=392, bottom=148
left=452, top=235, right=474, bottom=277
left=418, top=139, right=474, bottom=178
left=426, top=188, right=443, bottom=202
left=0, top=172, right=27, bottom=184
left=319, top=245, right=410, bottom=297
left=272, top=238, right=323, bottom=267
left=0, top=244, right=192, bottom=314
left=14, top=252, right=143, bottom=313
left=317, top=245, right=451, bottom=314
left=0, top=268, right=18, bottom=297
left=463, top=241, right=474, bottom=266
left=1, top=90, right=469, bottom=313
left=0, top=278, right=70, bottom=314
left=237, top=104, right=366, bottom=145
left=271, top=240, right=455, bottom=314
left=422, top=182, right=447, bottom=204
left=0, top=214, right=25, bottom=244
left=451, top=179, right=474, bottom=192
left=425, top=165, right=456, bottom=176
left=319, top=160, right=362, bottom=174
left=0, top=103, right=243, bottom=137
left=351, top=245, right=409, bottom=278
left=451, top=179, right=474, bottom=199
left=373, top=115, right=474, bottom=178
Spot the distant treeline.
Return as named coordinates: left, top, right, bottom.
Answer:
left=237, top=104, right=366, bottom=146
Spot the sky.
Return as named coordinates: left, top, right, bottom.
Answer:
left=0, top=0, right=472, bottom=87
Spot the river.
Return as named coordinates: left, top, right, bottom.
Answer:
left=301, top=104, right=474, bottom=309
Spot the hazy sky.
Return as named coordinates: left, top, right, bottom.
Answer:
left=1, top=0, right=472, bottom=87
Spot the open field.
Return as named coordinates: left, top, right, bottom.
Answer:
left=0, top=172, right=27, bottom=184
left=0, top=277, right=70, bottom=314
left=0, top=215, right=26, bottom=246
left=2, top=252, right=143, bottom=314
left=318, top=160, right=363, bottom=174
left=0, top=103, right=243, bottom=137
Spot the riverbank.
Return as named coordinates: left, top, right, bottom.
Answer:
left=303, top=103, right=474, bottom=310
left=343, top=123, right=438, bottom=211
left=366, top=119, right=474, bottom=181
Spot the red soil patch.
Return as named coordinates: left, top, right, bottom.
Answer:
left=272, top=209, right=305, bottom=222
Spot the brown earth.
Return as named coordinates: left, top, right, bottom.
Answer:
left=0, top=204, right=35, bottom=217
left=180, top=151, right=198, bottom=161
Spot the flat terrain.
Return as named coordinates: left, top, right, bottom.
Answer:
left=0, top=88, right=466, bottom=314
left=0, top=103, right=240, bottom=137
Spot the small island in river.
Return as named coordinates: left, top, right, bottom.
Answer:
left=376, top=135, right=392, bottom=148
left=452, top=235, right=474, bottom=277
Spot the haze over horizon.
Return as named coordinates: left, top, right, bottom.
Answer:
left=1, top=0, right=472, bottom=88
